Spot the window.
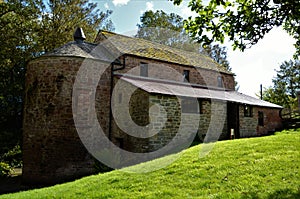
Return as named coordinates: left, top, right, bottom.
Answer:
left=217, top=76, right=223, bottom=88
left=258, top=111, right=264, bottom=126
left=140, top=62, right=148, bottom=77
left=244, top=105, right=253, bottom=117
left=183, top=70, right=190, bottom=82
left=181, top=97, right=200, bottom=114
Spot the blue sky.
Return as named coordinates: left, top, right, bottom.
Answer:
left=93, top=0, right=296, bottom=98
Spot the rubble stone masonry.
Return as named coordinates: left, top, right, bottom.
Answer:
left=23, top=56, right=111, bottom=184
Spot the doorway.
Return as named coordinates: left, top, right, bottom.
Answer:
left=227, top=102, right=240, bottom=139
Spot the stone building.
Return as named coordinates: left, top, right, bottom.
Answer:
left=22, top=28, right=282, bottom=184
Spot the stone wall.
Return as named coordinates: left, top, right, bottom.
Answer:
left=148, top=94, right=182, bottom=151
left=23, top=49, right=281, bottom=185
left=111, top=79, right=229, bottom=153
left=23, top=56, right=112, bottom=184
left=256, top=107, right=282, bottom=135
left=239, top=105, right=282, bottom=137
left=197, top=100, right=228, bottom=141
left=117, top=55, right=235, bottom=90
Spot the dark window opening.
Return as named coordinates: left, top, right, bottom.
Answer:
left=244, top=105, right=253, bottom=117
left=199, top=99, right=204, bottom=114
left=181, top=97, right=200, bottom=114
left=217, top=76, right=223, bottom=88
left=258, top=111, right=264, bottom=126
left=140, top=62, right=148, bottom=77
left=183, top=70, right=190, bottom=82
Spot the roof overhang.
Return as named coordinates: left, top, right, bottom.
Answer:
left=117, top=75, right=282, bottom=109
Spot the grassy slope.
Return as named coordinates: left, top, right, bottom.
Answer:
left=1, top=130, right=300, bottom=199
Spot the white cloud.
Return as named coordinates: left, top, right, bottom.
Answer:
left=227, top=27, right=296, bottom=98
left=146, top=1, right=154, bottom=10
left=140, top=1, right=154, bottom=14
left=104, top=3, right=109, bottom=9
left=112, top=0, right=130, bottom=6
left=180, top=6, right=198, bottom=19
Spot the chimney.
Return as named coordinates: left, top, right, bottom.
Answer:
left=73, top=27, right=86, bottom=43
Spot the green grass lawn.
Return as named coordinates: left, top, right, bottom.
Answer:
left=1, top=130, right=300, bottom=199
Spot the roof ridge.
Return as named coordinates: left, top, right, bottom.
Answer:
left=95, top=30, right=232, bottom=74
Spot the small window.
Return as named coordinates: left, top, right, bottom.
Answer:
left=258, top=111, right=264, bottom=126
left=181, top=97, right=200, bottom=114
left=217, top=76, right=223, bottom=88
left=244, top=105, right=253, bottom=117
left=140, top=62, right=148, bottom=77
left=183, top=70, right=190, bottom=82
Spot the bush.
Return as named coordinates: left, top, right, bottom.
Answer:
left=0, top=162, right=12, bottom=177
left=1, top=144, right=22, bottom=168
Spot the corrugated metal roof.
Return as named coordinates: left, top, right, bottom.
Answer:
left=119, top=75, right=282, bottom=109
left=96, top=30, right=232, bottom=74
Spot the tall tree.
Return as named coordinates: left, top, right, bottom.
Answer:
left=172, top=0, right=300, bottom=58
left=262, top=60, right=300, bottom=109
left=136, top=10, right=232, bottom=71
left=38, top=0, right=114, bottom=53
left=0, top=0, right=41, bottom=154
left=0, top=0, right=114, bottom=155
left=136, top=10, right=199, bottom=52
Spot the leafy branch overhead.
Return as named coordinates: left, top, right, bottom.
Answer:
left=172, top=0, right=300, bottom=58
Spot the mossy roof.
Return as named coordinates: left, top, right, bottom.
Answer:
left=95, top=30, right=232, bottom=74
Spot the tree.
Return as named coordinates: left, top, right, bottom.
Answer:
left=0, top=0, right=41, bottom=154
left=136, top=10, right=200, bottom=52
left=172, top=0, right=300, bottom=58
left=37, top=0, right=114, bottom=53
left=262, top=60, right=300, bottom=109
left=200, top=44, right=231, bottom=71
left=0, top=0, right=114, bottom=155
left=136, top=10, right=232, bottom=71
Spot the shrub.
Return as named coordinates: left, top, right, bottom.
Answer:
left=1, top=145, right=22, bottom=168
left=0, top=162, right=12, bottom=177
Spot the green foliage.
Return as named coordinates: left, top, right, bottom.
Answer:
left=172, top=0, right=300, bottom=58
left=276, top=128, right=300, bottom=135
left=136, top=10, right=232, bottom=72
left=37, top=0, right=114, bottom=53
left=263, top=59, right=300, bottom=109
left=0, top=0, right=40, bottom=156
left=1, top=145, right=22, bottom=168
left=136, top=10, right=200, bottom=52
left=200, top=44, right=231, bottom=71
left=0, top=162, right=12, bottom=178
left=0, top=0, right=114, bottom=157
left=1, top=132, right=299, bottom=198
left=0, top=145, right=22, bottom=178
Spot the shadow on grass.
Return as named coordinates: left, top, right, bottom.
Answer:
left=241, top=188, right=300, bottom=199
left=0, top=175, right=51, bottom=195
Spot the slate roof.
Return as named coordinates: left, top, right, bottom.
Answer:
left=44, top=41, right=120, bottom=63
left=95, top=30, right=232, bottom=74
left=117, top=74, right=282, bottom=109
